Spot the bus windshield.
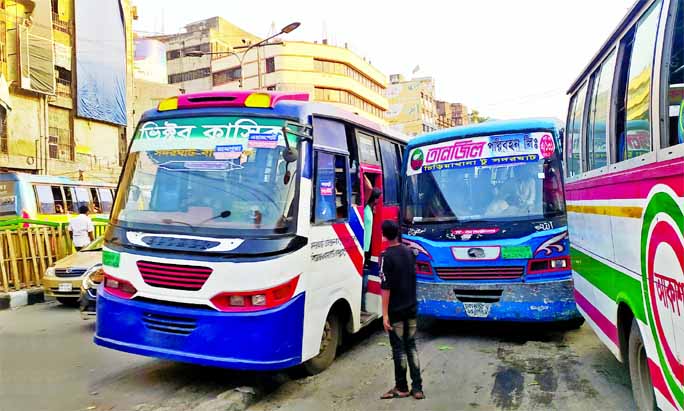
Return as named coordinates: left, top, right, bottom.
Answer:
left=111, top=116, right=299, bottom=236
left=403, top=131, right=565, bottom=224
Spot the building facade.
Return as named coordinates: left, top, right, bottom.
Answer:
left=211, top=41, right=388, bottom=125
left=152, top=17, right=261, bottom=93
left=436, top=100, right=470, bottom=128
left=0, top=0, right=134, bottom=183
left=385, top=74, right=437, bottom=136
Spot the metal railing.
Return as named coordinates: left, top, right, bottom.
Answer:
left=0, top=218, right=108, bottom=292
left=52, top=13, right=70, bottom=34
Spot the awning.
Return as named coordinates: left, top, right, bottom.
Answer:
left=0, top=74, right=11, bottom=111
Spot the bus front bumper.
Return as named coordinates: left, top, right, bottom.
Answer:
left=417, top=278, right=581, bottom=322
left=94, top=289, right=305, bottom=370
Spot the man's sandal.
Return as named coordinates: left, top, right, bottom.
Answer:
left=380, top=387, right=410, bottom=399
left=411, top=390, right=426, bottom=400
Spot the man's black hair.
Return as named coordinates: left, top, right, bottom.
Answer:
left=366, top=188, right=382, bottom=207
left=79, top=205, right=89, bottom=214
left=381, top=219, right=400, bottom=241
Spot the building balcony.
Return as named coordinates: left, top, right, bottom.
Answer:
left=52, top=13, right=71, bottom=35
left=56, top=78, right=71, bottom=98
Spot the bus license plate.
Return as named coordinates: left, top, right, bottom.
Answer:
left=463, top=303, right=491, bottom=318
left=58, top=283, right=72, bottom=292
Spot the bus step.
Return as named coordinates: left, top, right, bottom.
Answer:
left=360, top=311, right=378, bottom=326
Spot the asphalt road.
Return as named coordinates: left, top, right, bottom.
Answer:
left=0, top=302, right=635, bottom=411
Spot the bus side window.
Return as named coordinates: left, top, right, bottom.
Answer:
left=664, top=0, right=683, bottom=147
left=614, top=1, right=662, bottom=161
left=90, top=187, right=102, bottom=212
left=98, top=188, right=113, bottom=213
left=378, top=139, right=400, bottom=205
left=586, top=50, right=617, bottom=170
left=313, top=151, right=349, bottom=224
left=74, top=186, right=91, bottom=211
left=566, top=83, right=587, bottom=177
left=63, top=186, right=77, bottom=213
left=34, top=185, right=56, bottom=214
left=50, top=185, right=66, bottom=214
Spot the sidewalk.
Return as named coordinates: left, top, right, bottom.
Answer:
left=0, top=287, right=45, bottom=310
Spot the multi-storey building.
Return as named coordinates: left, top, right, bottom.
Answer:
left=0, top=0, right=134, bottom=183
left=385, top=74, right=437, bottom=136
left=436, top=100, right=470, bottom=128
left=151, top=17, right=260, bottom=93
left=211, top=40, right=388, bottom=125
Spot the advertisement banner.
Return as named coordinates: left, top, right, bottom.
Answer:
left=407, top=132, right=556, bottom=176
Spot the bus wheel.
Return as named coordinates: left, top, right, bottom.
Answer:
left=303, top=312, right=340, bottom=375
left=628, top=319, right=656, bottom=411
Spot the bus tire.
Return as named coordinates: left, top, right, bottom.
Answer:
left=628, top=319, right=656, bottom=411
left=56, top=297, right=79, bottom=307
left=303, top=312, right=340, bottom=375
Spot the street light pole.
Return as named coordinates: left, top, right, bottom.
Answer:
left=185, top=22, right=300, bottom=90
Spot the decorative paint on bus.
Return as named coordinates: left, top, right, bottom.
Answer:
left=401, top=118, right=581, bottom=323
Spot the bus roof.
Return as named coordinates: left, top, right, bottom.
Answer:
left=406, top=118, right=563, bottom=149
left=567, top=0, right=648, bottom=94
left=139, top=90, right=409, bottom=145
left=0, top=171, right=115, bottom=187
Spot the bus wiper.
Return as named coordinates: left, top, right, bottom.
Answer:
left=197, top=210, right=232, bottom=226
left=161, top=218, right=194, bottom=228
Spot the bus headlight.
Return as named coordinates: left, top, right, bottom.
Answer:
left=103, top=274, right=138, bottom=299
left=550, top=259, right=568, bottom=269
left=527, top=257, right=571, bottom=274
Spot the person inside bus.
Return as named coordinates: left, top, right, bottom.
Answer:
left=362, top=188, right=382, bottom=312
left=55, top=203, right=64, bottom=214
left=68, top=205, right=94, bottom=251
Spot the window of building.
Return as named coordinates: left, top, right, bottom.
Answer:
left=48, top=106, right=73, bottom=161
left=313, top=58, right=384, bottom=94
left=615, top=1, right=662, bottom=161
left=265, top=57, right=275, bottom=73
left=54, top=66, right=71, bottom=97
left=586, top=50, right=617, bottom=170
left=566, top=83, right=588, bottom=177
left=0, top=106, right=6, bottom=154
left=313, top=151, right=349, bottom=224
left=168, top=67, right=211, bottom=84
left=266, top=85, right=276, bottom=91
left=378, top=139, right=400, bottom=205
left=314, top=87, right=386, bottom=119
left=664, top=0, right=684, bottom=147
left=212, top=66, right=241, bottom=86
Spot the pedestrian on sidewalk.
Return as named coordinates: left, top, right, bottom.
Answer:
left=379, top=220, right=425, bottom=400
left=68, top=205, right=94, bottom=251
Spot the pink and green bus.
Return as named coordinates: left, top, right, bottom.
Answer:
left=565, top=0, right=683, bottom=409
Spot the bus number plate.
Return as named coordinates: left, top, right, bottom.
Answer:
left=463, top=303, right=491, bottom=318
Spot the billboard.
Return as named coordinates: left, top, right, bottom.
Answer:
left=134, top=39, right=168, bottom=84
left=75, top=0, right=127, bottom=126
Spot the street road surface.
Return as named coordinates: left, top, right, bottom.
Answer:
left=0, top=302, right=634, bottom=411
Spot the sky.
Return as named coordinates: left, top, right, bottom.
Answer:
left=134, top=0, right=636, bottom=121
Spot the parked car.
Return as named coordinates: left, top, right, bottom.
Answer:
left=79, top=265, right=102, bottom=319
left=42, top=237, right=103, bottom=306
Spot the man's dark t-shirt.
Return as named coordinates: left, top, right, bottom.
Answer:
left=380, top=244, right=417, bottom=323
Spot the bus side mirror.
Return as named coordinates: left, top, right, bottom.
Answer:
left=558, top=128, right=565, bottom=156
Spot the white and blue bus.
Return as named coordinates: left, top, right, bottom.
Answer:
left=401, top=119, right=583, bottom=324
left=95, top=90, right=408, bottom=373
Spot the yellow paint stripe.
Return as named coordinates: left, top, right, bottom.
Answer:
left=566, top=205, right=643, bottom=219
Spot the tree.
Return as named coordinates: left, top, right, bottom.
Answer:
left=469, top=109, right=490, bottom=124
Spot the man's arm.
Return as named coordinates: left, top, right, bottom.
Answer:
left=382, top=289, right=391, bottom=332
left=87, top=220, right=95, bottom=242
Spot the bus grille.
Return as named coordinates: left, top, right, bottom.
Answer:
left=436, top=266, right=524, bottom=280
left=142, top=312, right=197, bottom=336
left=137, top=261, right=212, bottom=291
left=55, top=268, right=87, bottom=278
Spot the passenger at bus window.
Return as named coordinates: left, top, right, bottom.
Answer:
left=515, top=166, right=537, bottom=209
left=543, top=161, right=563, bottom=213
left=55, top=203, right=64, bottom=214
left=362, top=188, right=381, bottom=312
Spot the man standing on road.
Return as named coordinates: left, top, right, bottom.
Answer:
left=379, top=220, right=425, bottom=400
left=68, top=205, right=94, bottom=251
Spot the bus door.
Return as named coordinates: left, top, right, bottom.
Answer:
left=359, top=166, right=383, bottom=266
